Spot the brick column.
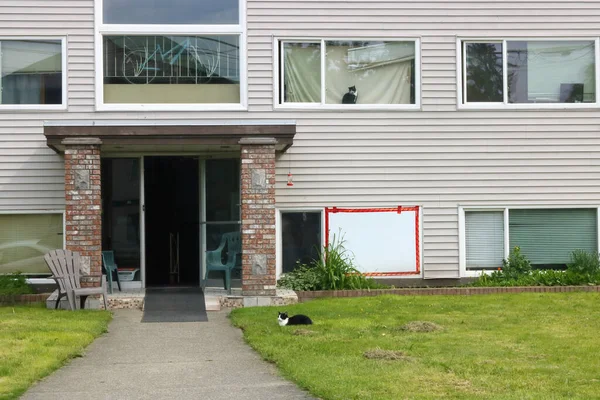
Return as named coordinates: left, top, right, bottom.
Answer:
left=240, top=138, right=277, bottom=296
left=63, top=138, right=102, bottom=286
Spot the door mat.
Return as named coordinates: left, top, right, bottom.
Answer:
left=142, top=287, right=208, bottom=323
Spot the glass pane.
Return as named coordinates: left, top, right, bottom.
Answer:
left=465, top=42, right=503, bottom=102
left=283, top=42, right=321, bottom=103
left=325, top=41, right=415, bottom=104
left=205, top=223, right=242, bottom=283
left=103, top=35, right=240, bottom=104
left=509, top=209, right=597, bottom=267
left=101, top=159, right=141, bottom=281
left=205, top=159, right=240, bottom=222
left=0, top=214, right=63, bottom=274
left=282, top=212, right=322, bottom=273
left=103, top=0, right=239, bottom=25
left=465, top=211, right=504, bottom=269
left=0, top=40, right=62, bottom=105
left=508, top=41, right=596, bottom=104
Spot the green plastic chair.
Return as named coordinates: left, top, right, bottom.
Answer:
left=205, top=231, right=241, bottom=292
left=102, top=251, right=122, bottom=294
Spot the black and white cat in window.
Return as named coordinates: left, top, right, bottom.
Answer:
left=342, top=85, right=358, bottom=104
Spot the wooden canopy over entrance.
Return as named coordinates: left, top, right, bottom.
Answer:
left=44, top=121, right=296, bottom=153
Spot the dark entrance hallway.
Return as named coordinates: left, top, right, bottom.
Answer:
left=144, top=156, right=199, bottom=286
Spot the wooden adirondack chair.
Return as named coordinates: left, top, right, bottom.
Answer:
left=44, top=249, right=108, bottom=310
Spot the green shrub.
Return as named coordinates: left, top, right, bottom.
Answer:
left=277, top=233, right=388, bottom=291
left=502, top=246, right=532, bottom=279
left=568, top=249, right=600, bottom=275
left=471, top=248, right=600, bottom=287
left=277, top=263, right=321, bottom=292
left=0, top=272, right=34, bottom=295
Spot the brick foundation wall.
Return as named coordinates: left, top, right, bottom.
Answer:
left=240, top=142, right=276, bottom=296
left=64, top=142, right=102, bottom=286
left=296, top=285, right=600, bottom=302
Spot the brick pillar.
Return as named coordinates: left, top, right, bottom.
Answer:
left=240, top=138, right=277, bottom=296
left=63, top=138, right=102, bottom=286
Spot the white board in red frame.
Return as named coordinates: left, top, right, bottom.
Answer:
left=325, top=207, right=420, bottom=276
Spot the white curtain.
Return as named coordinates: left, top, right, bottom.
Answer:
left=284, top=42, right=414, bottom=104
left=283, top=43, right=321, bottom=103
left=325, top=44, right=412, bottom=104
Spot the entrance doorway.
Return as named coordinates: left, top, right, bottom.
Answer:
left=144, top=156, right=200, bottom=286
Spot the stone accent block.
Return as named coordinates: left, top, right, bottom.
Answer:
left=251, top=254, right=267, bottom=275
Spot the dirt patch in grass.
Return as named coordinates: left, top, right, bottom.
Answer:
left=294, top=329, right=317, bottom=336
left=398, top=321, right=443, bottom=333
left=363, top=348, right=414, bottom=361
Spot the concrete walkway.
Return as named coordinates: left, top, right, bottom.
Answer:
left=22, top=309, right=313, bottom=400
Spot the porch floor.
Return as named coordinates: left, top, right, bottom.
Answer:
left=104, top=287, right=296, bottom=311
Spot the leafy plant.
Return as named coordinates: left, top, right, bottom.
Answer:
left=0, top=272, right=34, bottom=295
left=277, top=263, right=321, bottom=292
left=277, top=233, right=388, bottom=291
left=471, top=248, right=600, bottom=288
left=501, top=246, right=532, bottom=280
left=568, top=249, right=600, bottom=275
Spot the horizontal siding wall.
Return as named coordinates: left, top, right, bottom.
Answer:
left=1, top=2, right=600, bottom=278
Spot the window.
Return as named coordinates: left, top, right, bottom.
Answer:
left=280, top=39, right=418, bottom=107
left=0, top=39, right=64, bottom=107
left=96, top=0, right=244, bottom=109
left=509, top=209, right=597, bottom=267
left=103, top=35, right=240, bottom=104
left=462, top=207, right=599, bottom=272
left=461, top=39, right=597, bottom=106
left=0, top=213, right=64, bottom=275
left=281, top=211, right=322, bottom=274
left=103, top=0, right=238, bottom=25
left=465, top=211, right=504, bottom=270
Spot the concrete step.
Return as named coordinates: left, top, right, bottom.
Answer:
left=204, top=295, right=221, bottom=311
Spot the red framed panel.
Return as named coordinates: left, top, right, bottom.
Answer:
left=325, top=206, right=420, bottom=276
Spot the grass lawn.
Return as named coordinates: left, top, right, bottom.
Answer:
left=231, top=293, right=600, bottom=400
left=0, top=305, right=112, bottom=400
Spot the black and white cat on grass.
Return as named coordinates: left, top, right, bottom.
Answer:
left=278, top=311, right=313, bottom=326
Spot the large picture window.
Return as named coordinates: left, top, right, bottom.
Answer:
left=0, top=40, right=64, bottom=106
left=280, top=39, right=417, bottom=106
left=462, top=208, right=599, bottom=273
left=0, top=213, right=63, bottom=274
left=96, top=0, right=243, bottom=109
left=103, top=35, right=240, bottom=104
left=462, top=39, right=597, bottom=106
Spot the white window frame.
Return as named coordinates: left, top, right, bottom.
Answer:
left=459, top=205, right=600, bottom=277
left=0, top=209, right=66, bottom=283
left=276, top=208, right=326, bottom=279
left=457, top=37, right=600, bottom=110
left=0, top=37, right=67, bottom=111
left=273, top=37, right=421, bottom=111
left=94, top=0, right=247, bottom=112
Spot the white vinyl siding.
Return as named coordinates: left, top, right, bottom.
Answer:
left=4, top=1, right=600, bottom=280
left=465, top=211, right=504, bottom=270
